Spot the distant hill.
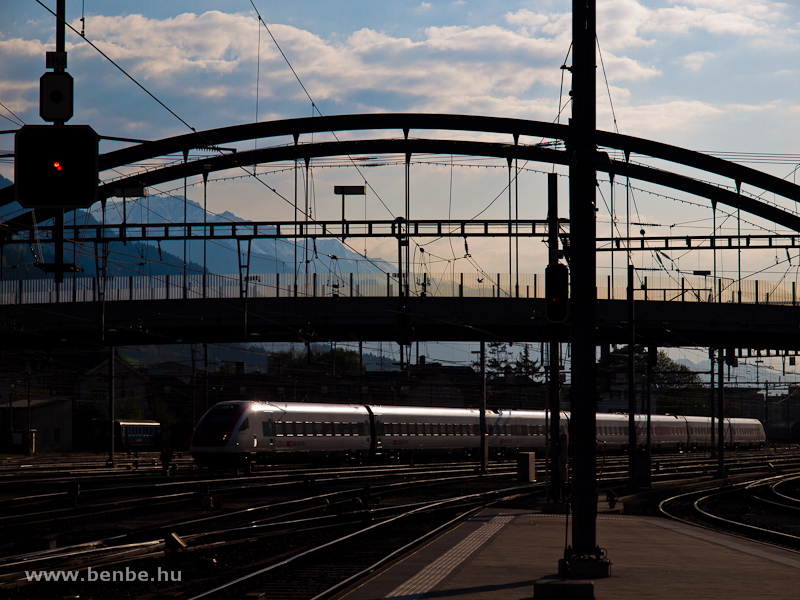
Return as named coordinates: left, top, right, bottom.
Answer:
left=0, top=185, right=391, bottom=279
left=91, top=195, right=391, bottom=275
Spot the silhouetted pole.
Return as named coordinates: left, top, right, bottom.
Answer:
left=647, top=347, right=656, bottom=447
left=204, top=342, right=209, bottom=413
left=108, top=346, right=115, bottom=467
left=569, top=0, right=600, bottom=558
left=628, top=265, right=636, bottom=483
left=710, top=348, right=716, bottom=454
left=480, top=341, right=488, bottom=473
left=26, top=375, right=31, bottom=456
left=717, top=350, right=725, bottom=477
left=547, top=172, right=562, bottom=502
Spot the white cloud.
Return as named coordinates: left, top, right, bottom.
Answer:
left=417, top=2, right=432, bottom=12
left=681, top=51, right=715, bottom=71
left=615, top=100, right=725, bottom=136
left=69, top=11, right=259, bottom=79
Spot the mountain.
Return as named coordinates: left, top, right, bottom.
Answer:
left=91, top=195, right=391, bottom=276
left=0, top=187, right=391, bottom=279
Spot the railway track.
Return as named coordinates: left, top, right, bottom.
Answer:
left=0, top=465, right=537, bottom=600
left=2, top=448, right=799, bottom=599
left=658, top=473, right=800, bottom=551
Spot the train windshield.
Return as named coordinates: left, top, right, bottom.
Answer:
left=201, top=404, right=241, bottom=435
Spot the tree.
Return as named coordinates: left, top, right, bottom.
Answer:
left=514, top=344, right=542, bottom=382
left=610, top=346, right=708, bottom=416
left=269, top=345, right=364, bottom=377
left=485, top=340, right=510, bottom=378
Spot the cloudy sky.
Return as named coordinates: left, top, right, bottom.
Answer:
left=2, top=1, right=800, bottom=276
left=3, top=0, right=800, bottom=371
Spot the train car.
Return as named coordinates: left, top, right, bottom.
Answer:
left=595, top=413, right=629, bottom=451
left=190, top=400, right=767, bottom=469
left=114, top=419, right=161, bottom=452
left=370, top=405, right=482, bottom=459
left=642, top=414, right=689, bottom=451
left=190, top=401, right=371, bottom=467
left=507, top=410, right=569, bottom=453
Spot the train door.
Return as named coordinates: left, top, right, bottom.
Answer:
left=261, top=418, right=275, bottom=453
left=364, top=406, right=379, bottom=457
left=237, top=416, right=253, bottom=449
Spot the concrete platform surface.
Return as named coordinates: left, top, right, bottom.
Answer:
left=335, top=507, right=800, bottom=600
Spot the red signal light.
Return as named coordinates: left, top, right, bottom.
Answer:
left=53, top=161, right=63, bottom=171
left=545, top=263, right=569, bottom=322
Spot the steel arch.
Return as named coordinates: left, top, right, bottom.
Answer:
left=3, top=113, right=800, bottom=233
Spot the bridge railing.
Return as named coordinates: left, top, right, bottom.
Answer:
left=0, top=272, right=796, bottom=306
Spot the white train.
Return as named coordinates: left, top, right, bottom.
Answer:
left=189, top=401, right=766, bottom=468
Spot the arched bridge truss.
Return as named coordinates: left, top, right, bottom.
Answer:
left=3, top=113, right=800, bottom=235
left=3, top=113, right=800, bottom=351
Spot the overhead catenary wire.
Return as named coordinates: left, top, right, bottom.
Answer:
left=34, top=0, right=197, bottom=134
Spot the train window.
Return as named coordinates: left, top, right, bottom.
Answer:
left=424, top=423, right=432, bottom=435
left=239, top=418, right=250, bottom=432
left=399, top=423, right=408, bottom=436
left=275, top=422, right=285, bottom=436
left=262, top=421, right=273, bottom=437
left=377, top=421, right=385, bottom=436
left=201, top=403, right=241, bottom=435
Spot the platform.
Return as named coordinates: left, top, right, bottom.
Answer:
left=335, top=506, right=800, bottom=600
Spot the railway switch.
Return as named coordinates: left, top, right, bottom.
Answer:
left=164, top=532, right=188, bottom=559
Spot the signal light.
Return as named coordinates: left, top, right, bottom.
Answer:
left=14, top=124, right=98, bottom=209
left=546, top=262, right=569, bottom=323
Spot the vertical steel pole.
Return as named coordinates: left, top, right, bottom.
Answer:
left=480, top=341, right=488, bottom=473
left=570, top=0, right=600, bottom=558
left=647, top=347, right=655, bottom=448
left=710, top=348, right=716, bottom=453
left=718, top=350, right=725, bottom=477
left=628, top=265, right=636, bottom=483
left=108, top=346, right=115, bottom=467
left=548, top=173, right=561, bottom=502
left=26, top=376, right=31, bottom=456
